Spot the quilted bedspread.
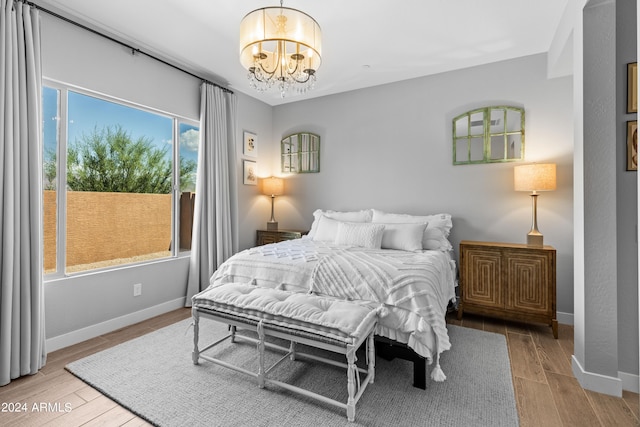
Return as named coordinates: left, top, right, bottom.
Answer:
left=208, top=238, right=457, bottom=370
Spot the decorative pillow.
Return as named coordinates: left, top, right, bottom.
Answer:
left=380, top=223, right=428, bottom=252
left=371, top=209, right=453, bottom=251
left=307, top=209, right=373, bottom=238
left=334, top=222, right=385, bottom=249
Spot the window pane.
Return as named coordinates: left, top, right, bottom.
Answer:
left=490, top=135, right=506, bottom=160
left=470, top=137, right=484, bottom=161
left=178, top=122, right=199, bottom=251
left=65, top=91, right=173, bottom=273
left=43, top=86, right=59, bottom=274
left=454, top=138, right=469, bottom=163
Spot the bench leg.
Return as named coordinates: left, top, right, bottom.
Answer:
left=346, top=346, right=356, bottom=422
left=289, top=341, right=296, bottom=361
left=257, top=321, right=266, bottom=389
left=192, top=310, right=200, bottom=365
left=367, top=332, right=375, bottom=384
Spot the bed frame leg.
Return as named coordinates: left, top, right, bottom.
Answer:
left=413, top=359, right=426, bottom=389
left=230, top=325, right=237, bottom=343
left=192, top=309, right=200, bottom=365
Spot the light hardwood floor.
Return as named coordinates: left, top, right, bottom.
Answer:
left=447, top=312, right=639, bottom=427
left=0, top=308, right=638, bottom=426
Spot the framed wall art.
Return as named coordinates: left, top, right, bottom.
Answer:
left=627, top=120, right=637, bottom=171
left=628, top=63, right=637, bottom=114
left=243, top=160, right=257, bottom=185
left=243, top=131, right=258, bottom=158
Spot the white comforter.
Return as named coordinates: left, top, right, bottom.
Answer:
left=209, top=238, right=457, bottom=368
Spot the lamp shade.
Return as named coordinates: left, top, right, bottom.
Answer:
left=514, top=163, right=557, bottom=192
left=262, top=176, right=284, bottom=196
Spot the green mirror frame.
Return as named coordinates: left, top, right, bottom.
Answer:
left=281, top=132, right=320, bottom=173
left=453, top=106, right=525, bottom=165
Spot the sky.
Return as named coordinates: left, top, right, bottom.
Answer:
left=42, top=87, right=199, bottom=185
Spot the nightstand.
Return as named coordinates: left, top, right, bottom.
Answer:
left=457, top=240, right=557, bottom=338
left=256, top=229, right=306, bottom=246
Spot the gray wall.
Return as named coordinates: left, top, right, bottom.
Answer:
left=582, top=0, right=619, bottom=383
left=570, top=0, right=638, bottom=395
left=236, top=93, right=275, bottom=251
left=616, top=0, right=639, bottom=378
left=40, top=13, right=273, bottom=348
left=270, top=53, right=575, bottom=318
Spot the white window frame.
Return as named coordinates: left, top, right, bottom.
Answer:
left=43, top=79, right=199, bottom=279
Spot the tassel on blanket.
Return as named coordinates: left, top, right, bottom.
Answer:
left=430, top=344, right=446, bottom=382
left=430, top=332, right=447, bottom=382
left=431, top=362, right=446, bottom=382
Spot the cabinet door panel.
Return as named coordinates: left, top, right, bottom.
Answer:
left=505, top=251, right=551, bottom=315
left=462, top=249, right=503, bottom=307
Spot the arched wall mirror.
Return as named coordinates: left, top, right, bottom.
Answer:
left=453, top=106, right=525, bottom=165
left=281, top=132, right=320, bottom=173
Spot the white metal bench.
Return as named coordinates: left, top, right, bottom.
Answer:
left=191, top=282, right=379, bottom=422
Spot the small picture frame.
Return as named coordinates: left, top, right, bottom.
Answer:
left=627, top=120, right=638, bottom=171
left=627, top=63, right=637, bottom=114
left=243, top=131, right=258, bottom=158
left=243, top=160, right=257, bottom=185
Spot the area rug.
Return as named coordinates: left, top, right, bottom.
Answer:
left=66, top=319, right=519, bottom=427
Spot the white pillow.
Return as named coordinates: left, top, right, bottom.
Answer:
left=380, top=223, right=428, bottom=252
left=371, top=209, right=453, bottom=251
left=334, top=222, right=385, bottom=249
left=307, top=209, right=373, bottom=238
left=312, top=215, right=343, bottom=241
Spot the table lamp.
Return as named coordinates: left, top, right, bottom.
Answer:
left=514, top=163, right=556, bottom=247
left=262, top=176, right=284, bottom=231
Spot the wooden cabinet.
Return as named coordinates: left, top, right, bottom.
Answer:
left=256, top=229, right=306, bottom=246
left=458, top=240, right=557, bottom=338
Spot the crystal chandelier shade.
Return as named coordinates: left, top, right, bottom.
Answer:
left=239, top=3, right=322, bottom=97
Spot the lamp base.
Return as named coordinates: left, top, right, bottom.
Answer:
left=526, top=232, right=544, bottom=247
left=267, top=221, right=278, bottom=231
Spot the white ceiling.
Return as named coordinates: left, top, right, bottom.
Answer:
left=35, top=0, right=570, bottom=106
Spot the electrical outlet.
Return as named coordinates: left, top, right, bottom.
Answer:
left=133, top=283, right=142, bottom=297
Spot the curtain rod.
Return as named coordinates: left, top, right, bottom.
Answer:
left=22, top=0, right=233, bottom=94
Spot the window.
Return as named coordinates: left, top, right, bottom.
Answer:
left=452, top=106, right=525, bottom=165
left=43, top=83, right=199, bottom=276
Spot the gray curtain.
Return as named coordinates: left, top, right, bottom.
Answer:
left=0, top=0, right=46, bottom=386
left=186, top=83, right=238, bottom=304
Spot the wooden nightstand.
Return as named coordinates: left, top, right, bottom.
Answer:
left=457, top=240, right=558, bottom=338
left=256, top=229, right=306, bottom=246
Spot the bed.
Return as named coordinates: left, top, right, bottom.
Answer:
left=206, top=208, right=458, bottom=386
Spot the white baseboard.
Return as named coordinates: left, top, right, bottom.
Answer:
left=556, top=311, right=573, bottom=325
left=572, top=355, right=623, bottom=397
left=46, top=297, right=186, bottom=353
left=619, top=371, right=640, bottom=393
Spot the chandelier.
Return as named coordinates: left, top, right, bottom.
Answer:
left=239, top=1, right=322, bottom=97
